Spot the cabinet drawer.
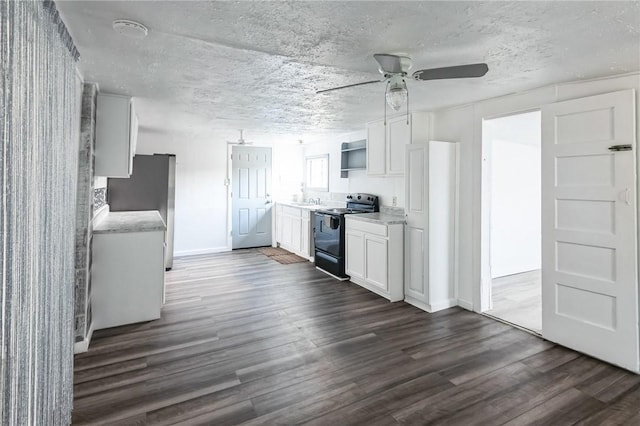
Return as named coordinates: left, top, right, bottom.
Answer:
left=346, top=218, right=387, bottom=237
left=282, top=206, right=302, bottom=217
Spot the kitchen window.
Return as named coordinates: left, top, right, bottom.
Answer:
left=305, top=154, right=329, bottom=192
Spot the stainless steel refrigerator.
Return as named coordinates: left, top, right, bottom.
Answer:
left=108, top=154, right=176, bottom=269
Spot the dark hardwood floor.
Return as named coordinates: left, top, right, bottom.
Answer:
left=73, top=249, right=640, bottom=425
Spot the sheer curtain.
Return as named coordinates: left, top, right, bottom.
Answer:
left=1, top=1, right=81, bottom=423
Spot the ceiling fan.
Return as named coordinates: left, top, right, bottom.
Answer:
left=227, top=129, right=254, bottom=145
left=317, top=53, right=489, bottom=112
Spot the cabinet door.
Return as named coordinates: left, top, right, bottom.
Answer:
left=365, top=235, right=389, bottom=291
left=95, top=93, right=133, bottom=178
left=301, top=217, right=310, bottom=258
left=387, top=115, right=411, bottom=175
left=291, top=216, right=302, bottom=253
left=275, top=205, right=283, bottom=244
left=367, top=121, right=386, bottom=175
left=282, top=215, right=293, bottom=247
left=346, top=231, right=365, bottom=279
left=128, top=102, right=138, bottom=176
left=405, top=144, right=428, bottom=302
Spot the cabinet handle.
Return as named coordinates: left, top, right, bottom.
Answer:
left=608, top=144, right=632, bottom=151
left=624, top=188, right=631, bottom=205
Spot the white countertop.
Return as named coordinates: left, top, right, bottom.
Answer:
left=276, top=201, right=324, bottom=211
left=93, top=211, right=166, bottom=234
left=346, top=212, right=405, bottom=225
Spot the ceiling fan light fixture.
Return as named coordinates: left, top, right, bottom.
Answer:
left=112, top=19, right=148, bottom=39
left=385, top=79, right=408, bottom=111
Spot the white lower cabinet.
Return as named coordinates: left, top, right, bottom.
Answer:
left=274, top=203, right=314, bottom=260
left=92, top=229, right=165, bottom=330
left=345, top=217, right=403, bottom=302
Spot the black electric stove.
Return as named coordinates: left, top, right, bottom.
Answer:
left=314, top=193, right=379, bottom=280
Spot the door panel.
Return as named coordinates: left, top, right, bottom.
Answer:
left=405, top=144, right=428, bottom=303
left=256, top=208, right=267, bottom=235
left=367, top=121, right=386, bottom=175
left=365, top=236, right=388, bottom=290
left=232, top=146, right=272, bottom=248
left=388, top=115, right=411, bottom=175
left=238, top=209, right=250, bottom=235
left=405, top=227, right=425, bottom=297
left=346, top=232, right=365, bottom=279
left=291, top=217, right=302, bottom=252
left=541, top=89, right=638, bottom=371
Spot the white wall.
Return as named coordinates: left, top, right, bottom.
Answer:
left=431, top=72, right=640, bottom=312
left=272, top=142, right=304, bottom=202
left=136, top=131, right=305, bottom=256
left=303, top=129, right=404, bottom=207
left=487, top=112, right=541, bottom=278
left=136, top=131, right=229, bottom=256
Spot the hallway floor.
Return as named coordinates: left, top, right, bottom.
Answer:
left=486, top=270, right=542, bottom=333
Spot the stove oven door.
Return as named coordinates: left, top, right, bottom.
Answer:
left=314, top=212, right=343, bottom=257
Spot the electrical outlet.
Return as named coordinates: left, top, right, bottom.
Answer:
left=392, top=196, right=397, bottom=206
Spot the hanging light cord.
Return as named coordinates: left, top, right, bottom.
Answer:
left=405, top=79, right=409, bottom=125
left=384, top=80, right=390, bottom=126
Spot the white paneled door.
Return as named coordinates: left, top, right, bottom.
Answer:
left=232, top=146, right=272, bottom=249
left=541, top=89, right=638, bottom=371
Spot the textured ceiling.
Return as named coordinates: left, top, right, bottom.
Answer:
left=57, top=1, right=640, bottom=143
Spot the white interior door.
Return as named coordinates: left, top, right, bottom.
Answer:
left=232, top=146, right=272, bottom=249
left=541, top=89, right=638, bottom=371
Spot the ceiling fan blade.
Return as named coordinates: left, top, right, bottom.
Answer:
left=316, top=80, right=383, bottom=94
left=373, top=53, right=404, bottom=74
left=412, top=63, right=489, bottom=81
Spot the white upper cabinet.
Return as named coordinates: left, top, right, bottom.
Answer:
left=366, top=120, right=386, bottom=176
left=95, top=93, right=138, bottom=178
left=366, top=112, right=430, bottom=177
left=387, top=115, right=412, bottom=175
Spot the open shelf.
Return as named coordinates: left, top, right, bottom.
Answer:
left=341, top=146, right=366, bottom=153
left=340, top=139, right=366, bottom=178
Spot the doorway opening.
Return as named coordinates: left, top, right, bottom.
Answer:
left=482, top=110, right=542, bottom=333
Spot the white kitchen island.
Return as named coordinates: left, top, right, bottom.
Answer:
left=92, top=210, right=166, bottom=330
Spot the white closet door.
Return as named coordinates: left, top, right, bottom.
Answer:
left=541, top=89, right=638, bottom=371
left=404, top=144, right=428, bottom=302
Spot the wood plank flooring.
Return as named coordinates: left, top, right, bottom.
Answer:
left=73, top=250, right=640, bottom=425
left=486, top=270, right=542, bottom=333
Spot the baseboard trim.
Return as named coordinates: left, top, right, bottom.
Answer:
left=73, top=321, right=94, bottom=354
left=404, top=296, right=457, bottom=313
left=174, top=247, right=230, bottom=257
left=457, top=298, right=474, bottom=311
